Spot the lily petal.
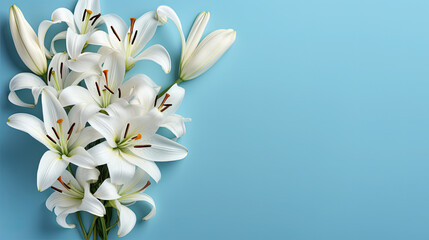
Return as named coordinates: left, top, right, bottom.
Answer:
left=160, top=114, right=191, bottom=138
left=120, top=193, right=156, bottom=220
left=156, top=6, right=185, bottom=55
left=120, top=151, right=161, bottom=183
left=107, top=149, right=136, bottom=184
left=50, top=31, right=67, bottom=55
left=42, top=89, right=70, bottom=139
left=63, top=146, right=96, bottom=169
left=101, top=14, right=127, bottom=51
left=88, top=113, right=122, bottom=147
left=66, top=28, right=90, bottom=59
left=51, top=8, right=76, bottom=32
left=8, top=73, right=46, bottom=107
left=128, top=11, right=158, bottom=58
left=131, top=44, right=171, bottom=73
left=68, top=126, right=102, bottom=149
left=7, top=113, right=54, bottom=150
left=59, top=85, right=96, bottom=107
left=56, top=207, right=79, bottom=228
left=121, top=74, right=160, bottom=112
left=115, top=200, right=137, bottom=237
left=76, top=166, right=100, bottom=185
left=87, top=141, right=115, bottom=166
left=118, top=168, right=150, bottom=195
left=68, top=52, right=102, bottom=73
left=181, top=29, right=236, bottom=80
left=94, top=179, right=121, bottom=200
left=80, top=185, right=105, bottom=217
left=37, top=151, right=68, bottom=191
left=87, top=30, right=111, bottom=47
left=183, top=11, right=210, bottom=63
left=131, top=134, right=188, bottom=162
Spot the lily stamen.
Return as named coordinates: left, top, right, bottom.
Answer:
left=160, top=104, right=172, bottom=112
left=51, top=127, right=60, bottom=139
left=48, top=67, right=53, bottom=82
left=111, top=26, right=121, bottom=41
left=51, top=186, right=62, bottom=193
left=124, top=123, right=130, bottom=138
left=90, top=13, right=101, bottom=25
left=154, top=95, right=157, bottom=107
left=118, top=88, right=122, bottom=98
left=131, top=134, right=142, bottom=140
left=58, top=176, right=70, bottom=190
left=158, top=93, right=170, bottom=110
left=46, top=134, right=56, bottom=144
left=95, top=82, right=101, bottom=96
left=60, top=62, right=63, bottom=78
left=67, top=123, right=75, bottom=140
left=104, top=85, right=114, bottom=94
left=81, top=9, right=88, bottom=21
left=131, top=30, right=138, bottom=45
left=134, top=144, right=151, bottom=148
left=129, top=18, right=136, bottom=43
left=57, top=119, right=63, bottom=124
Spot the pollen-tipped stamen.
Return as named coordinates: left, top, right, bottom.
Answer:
left=124, top=123, right=130, bottom=138
left=82, top=9, right=87, bottom=21
left=158, top=93, right=170, bottom=110
left=48, top=67, right=53, bottom=82
left=95, top=82, right=101, bottom=96
left=104, top=85, right=114, bottom=94
left=160, top=104, right=172, bottom=112
left=90, top=13, right=101, bottom=25
left=58, top=176, right=71, bottom=190
left=118, top=88, right=122, bottom=98
left=60, top=62, right=63, bottom=79
left=67, top=123, right=75, bottom=140
left=131, top=30, right=138, bottom=45
left=134, top=144, right=151, bottom=148
left=111, top=26, right=121, bottom=41
left=51, top=186, right=62, bottom=193
left=52, top=127, right=60, bottom=139
left=46, top=134, right=56, bottom=144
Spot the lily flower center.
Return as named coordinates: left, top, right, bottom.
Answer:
left=51, top=177, right=83, bottom=198
left=116, top=123, right=151, bottom=149
left=81, top=9, right=100, bottom=34
left=46, top=119, right=76, bottom=156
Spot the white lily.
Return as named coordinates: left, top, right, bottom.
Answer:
left=7, top=90, right=102, bottom=191
left=46, top=167, right=106, bottom=228
left=9, top=5, right=47, bottom=76
left=59, top=50, right=170, bottom=125
left=94, top=169, right=155, bottom=237
left=38, top=0, right=103, bottom=63
left=156, top=6, right=236, bottom=81
left=8, top=52, right=71, bottom=108
left=87, top=101, right=188, bottom=184
left=89, top=11, right=170, bottom=72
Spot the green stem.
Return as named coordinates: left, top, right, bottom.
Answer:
left=100, top=217, right=108, bottom=240
left=157, top=78, right=183, bottom=99
left=106, top=217, right=119, bottom=231
left=93, top=225, right=97, bottom=240
left=87, top=216, right=98, bottom=237
left=77, top=212, right=88, bottom=240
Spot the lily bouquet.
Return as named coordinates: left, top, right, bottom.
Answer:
left=7, top=0, right=235, bottom=239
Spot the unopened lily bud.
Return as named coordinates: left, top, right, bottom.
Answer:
left=9, top=5, right=47, bottom=76
left=180, top=29, right=236, bottom=81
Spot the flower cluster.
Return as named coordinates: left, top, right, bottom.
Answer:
left=7, top=0, right=235, bottom=239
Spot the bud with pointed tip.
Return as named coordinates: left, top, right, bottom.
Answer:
left=9, top=5, right=47, bottom=76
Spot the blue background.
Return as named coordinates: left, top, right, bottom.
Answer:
left=1, top=0, right=429, bottom=239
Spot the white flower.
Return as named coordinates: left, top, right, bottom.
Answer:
left=8, top=52, right=71, bottom=108
left=156, top=6, right=236, bottom=81
left=87, top=101, right=188, bottom=184
left=38, top=0, right=103, bottom=65
left=89, top=11, right=170, bottom=72
left=94, top=169, right=155, bottom=237
left=7, top=90, right=102, bottom=191
left=46, top=167, right=105, bottom=228
left=9, top=5, right=47, bottom=76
